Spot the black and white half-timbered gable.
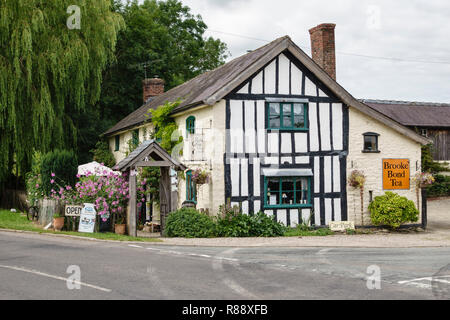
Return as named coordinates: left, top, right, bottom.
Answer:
left=224, top=50, right=348, bottom=227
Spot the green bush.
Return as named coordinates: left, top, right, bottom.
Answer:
left=368, top=192, right=419, bottom=229
left=216, top=205, right=286, bottom=237
left=427, top=174, right=450, bottom=197
left=41, top=149, right=78, bottom=196
left=25, top=151, right=44, bottom=205
left=164, top=208, right=216, bottom=238
left=91, top=140, right=116, bottom=168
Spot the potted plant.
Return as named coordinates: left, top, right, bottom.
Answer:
left=114, top=209, right=126, bottom=235
left=53, top=213, right=65, bottom=231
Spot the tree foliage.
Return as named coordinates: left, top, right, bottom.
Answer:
left=96, top=0, right=228, bottom=134
left=40, top=149, right=78, bottom=196
left=0, top=0, right=124, bottom=184
left=91, top=140, right=116, bottom=168
left=421, top=144, right=449, bottom=174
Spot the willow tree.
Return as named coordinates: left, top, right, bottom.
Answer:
left=0, top=0, right=124, bottom=184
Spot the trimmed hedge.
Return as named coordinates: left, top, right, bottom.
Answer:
left=164, top=208, right=216, bottom=238
left=369, top=192, right=419, bottom=229
left=216, top=211, right=285, bottom=237
left=427, top=174, right=450, bottom=197
left=165, top=208, right=286, bottom=238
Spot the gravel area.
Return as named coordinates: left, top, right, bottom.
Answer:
left=159, top=198, right=450, bottom=248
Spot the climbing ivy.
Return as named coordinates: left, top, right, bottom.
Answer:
left=147, top=99, right=183, bottom=153
left=139, top=99, right=184, bottom=205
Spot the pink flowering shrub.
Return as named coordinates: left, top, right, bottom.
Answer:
left=50, top=170, right=136, bottom=224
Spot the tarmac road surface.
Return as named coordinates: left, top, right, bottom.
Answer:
left=0, top=231, right=449, bottom=300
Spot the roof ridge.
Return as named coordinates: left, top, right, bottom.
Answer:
left=361, top=98, right=450, bottom=107
left=142, top=36, right=289, bottom=109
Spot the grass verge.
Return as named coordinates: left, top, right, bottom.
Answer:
left=0, top=210, right=162, bottom=242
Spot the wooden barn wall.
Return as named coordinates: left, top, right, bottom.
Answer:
left=428, top=129, right=450, bottom=161
left=224, top=51, right=349, bottom=227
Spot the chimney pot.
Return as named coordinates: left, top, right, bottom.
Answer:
left=143, top=77, right=164, bottom=103
left=309, top=23, right=336, bottom=80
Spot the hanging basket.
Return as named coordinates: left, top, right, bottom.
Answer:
left=191, top=168, right=210, bottom=185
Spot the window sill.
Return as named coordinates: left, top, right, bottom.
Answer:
left=267, top=128, right=309, bottom=132
left=362, top=150, right=380, bottom=153
left=264, top=204, right=313, bottom=210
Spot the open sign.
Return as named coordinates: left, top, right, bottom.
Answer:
left=65, top=205, right=83, bottom=217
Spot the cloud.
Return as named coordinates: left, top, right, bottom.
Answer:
left=180, top=0, right=450, bottom=102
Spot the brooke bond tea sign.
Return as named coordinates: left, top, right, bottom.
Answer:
left=383, top=159, right=410, bottom=190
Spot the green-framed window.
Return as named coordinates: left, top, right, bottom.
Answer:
left=114, top=135, right=120, bottom=151
left=186, top=116, right=195, bottom=135
left=186, top=170, right=196, bottom=203
left=132, top=129, right=139, bottom=146
left=264, top=176, right=311, bottom=209
left=266, top=102, right=308, bottom=130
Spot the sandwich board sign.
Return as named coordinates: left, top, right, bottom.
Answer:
left=78, top=203, right=96, bottom=233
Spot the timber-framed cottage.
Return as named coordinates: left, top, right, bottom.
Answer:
left=104, top=23, right=431, bottom=227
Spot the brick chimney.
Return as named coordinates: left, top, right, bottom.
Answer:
left=309, top=23, right=336, bottom=80
left=142, top=77, right=164, bottom=103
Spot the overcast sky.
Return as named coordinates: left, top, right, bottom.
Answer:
left=142, top=0, right=450, bottom=103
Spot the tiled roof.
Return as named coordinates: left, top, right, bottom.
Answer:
left=361, top=99, right=450, bottom=127
left=103, top=36, right=288, bottom=136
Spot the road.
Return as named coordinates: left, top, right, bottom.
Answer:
left=0, top=231, right=449, bottom=300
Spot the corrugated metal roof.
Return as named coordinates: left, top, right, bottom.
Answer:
left=361, top=99, right=450, bottom=128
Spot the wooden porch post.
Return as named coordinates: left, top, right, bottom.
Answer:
left=128, top=168, right=137, bottom=237
left=160, top=166, right=171, bottom=233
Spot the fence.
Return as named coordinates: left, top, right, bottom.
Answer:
left=38, top=199, right=63, bottom=226
left=0, top=189, right=28, bottom=212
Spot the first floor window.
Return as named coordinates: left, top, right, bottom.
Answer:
left=362, top=132, right=380, bottom=153
left=132, top=129, right=139, bottom=147
left=186, top=116, right=195, bottom=135
left=264, top=176, right=310, bottom=208
left=186, top=170, right=196, bottom=203
left=267, top=102, right=308, bottom=130
left=114, top=135, right=120, bottom=151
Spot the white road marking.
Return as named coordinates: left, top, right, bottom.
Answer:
left=128, top=244, right=144, bottom=248
left=0, top=265, right=112, bottom=293
left=398, top=275, right=450, bottom=289
left=145, top=247, right=228, bottom=261
left=317, top=248, right=332, bottom=255
left=316, top=248, right=332, bottom=265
